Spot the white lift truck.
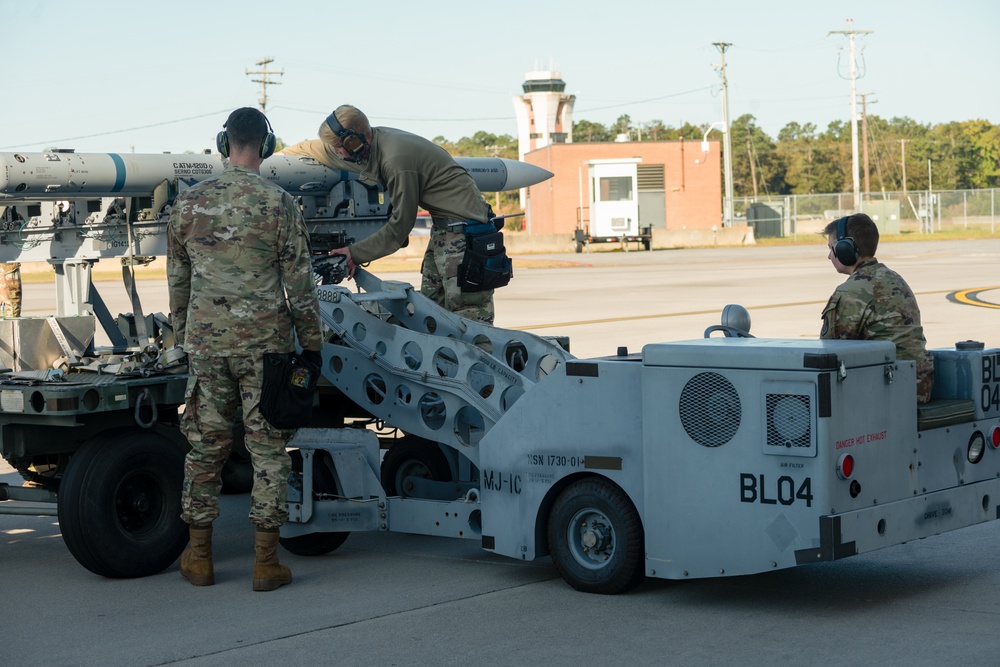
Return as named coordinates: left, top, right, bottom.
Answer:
left=284, top=275, right=1000, bottom=594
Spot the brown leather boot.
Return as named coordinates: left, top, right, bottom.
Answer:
left=253, top=528, right=292, bottom=592
left=180, top=524, right=215, bottom=586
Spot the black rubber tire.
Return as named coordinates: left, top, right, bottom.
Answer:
left=280, top=449, right=349, bottom=556
left=547, top=478, right=645, bottom=595
left=220, top=425, right=253, bottom=495
left=280, top=531, right=350, bottom=556
left=380, top=436, right=451, bottom=497
left=57, top=430, right=187, bottom=578
left=220, top=453, right=253, bottom=494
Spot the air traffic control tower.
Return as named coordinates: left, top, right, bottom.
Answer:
left=512, top=70, right=575, bottom=207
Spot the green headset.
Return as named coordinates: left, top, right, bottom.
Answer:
left=216, top=112, right=276, bottom=160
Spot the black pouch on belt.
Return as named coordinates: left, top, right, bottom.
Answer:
left=457, top=219, right=513, bottom=292
left=259, top=352, right=320, bottom=429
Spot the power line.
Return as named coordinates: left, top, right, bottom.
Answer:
left=0, top=109, right=232, bottom=150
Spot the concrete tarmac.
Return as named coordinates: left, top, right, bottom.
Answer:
left=3, top=238, right=1000, bottom=666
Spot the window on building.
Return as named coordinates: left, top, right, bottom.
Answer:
left=551, top=133, right=568, bottom=143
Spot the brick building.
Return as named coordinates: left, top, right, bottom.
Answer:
left=522, top=140, right=722, bottom=236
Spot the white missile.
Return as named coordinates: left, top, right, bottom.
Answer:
left=0, top=151, right=552, bottom=198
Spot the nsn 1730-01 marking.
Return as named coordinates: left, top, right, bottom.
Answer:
left=526, top=454, right=585, bottom=467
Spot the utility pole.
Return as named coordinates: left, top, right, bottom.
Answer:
left=860, top=93, right=876, bottom=200
left=900, top=139, right=908, bottom=200
left=713, top=42, right=735, bottom=227
left=245, top=57, right=284, bottom=113
left=829, top=20, right=872, bottom=211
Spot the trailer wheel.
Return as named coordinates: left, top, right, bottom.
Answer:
left=280, top=449, right=350, bottom=556
left=548, top=478, right=645, bottom=595
left=57, top=430, right=187, bottom=578
left=280, top=531, right=350, bottom=556
left=381, top=436, right=451, bottom=497
left=220, top=425, right=253, bottom=495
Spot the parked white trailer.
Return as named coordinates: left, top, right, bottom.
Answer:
left=574, top=158, right=651, bottom=252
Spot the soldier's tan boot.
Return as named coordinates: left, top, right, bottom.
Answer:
left=180, top=524, right=215, bottom=586
left=253, top=528, right=292, bottom=592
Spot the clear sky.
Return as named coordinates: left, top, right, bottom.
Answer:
left=2, top=0, right=995, bottom=155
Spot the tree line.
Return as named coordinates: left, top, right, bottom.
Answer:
left=431, top=114, right=1000, bottom=203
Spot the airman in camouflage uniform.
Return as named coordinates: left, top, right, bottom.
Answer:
left=168, top=107, right=322, bottom=589
left=422, top=225, right=494, bottom=323
left=820, top=213, right=933, bottom=402
left=279, top=104, right=497, bottom=324
left=0, top=262, right=21, bottom=317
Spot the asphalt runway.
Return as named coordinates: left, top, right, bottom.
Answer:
left=3, top=238, right=1000, bottom=666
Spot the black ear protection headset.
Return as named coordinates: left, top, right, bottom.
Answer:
left=325, top=112, right=368, bottom=161
left=832, top=216, right=860, bottom=266
left=216, top=113, right=277, bottom=160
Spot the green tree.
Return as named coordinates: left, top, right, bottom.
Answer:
left=776, top=122, right=821, bottom=194
left=572, top=119, right=611, bottom=143
left=729, top=114, right=782, bottom=197
left=610, top=114, right=632, bottom=139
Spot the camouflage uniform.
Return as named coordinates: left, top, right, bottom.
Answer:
left=421, top=224, right=494, bottom=324
left=0, top=262, right=21, bottom=317
left=167, top=164, right=322, bottom=529
left=280, top=131, right=496, bottom=324
left=820, top=258, right=934, bottom=402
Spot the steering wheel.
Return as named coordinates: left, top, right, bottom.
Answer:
left=704, top=325, right=755, bottom=339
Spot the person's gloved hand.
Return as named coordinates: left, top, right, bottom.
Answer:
left=300, top=349, right=322, bottom=369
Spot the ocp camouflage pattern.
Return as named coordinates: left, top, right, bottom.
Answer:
left=180, top=355, right=292, bottom=529
left=0, top=262, right=21, bottom=317
left=421, top=224, right=494, bottom=324
left=166, top=164, right=322, bottom=355
left=821, top=258, right=934, bottom=402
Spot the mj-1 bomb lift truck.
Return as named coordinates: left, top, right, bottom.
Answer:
left=1, top=150, right=999, bottom=594
left=280, top=273, right=1000, bottom=594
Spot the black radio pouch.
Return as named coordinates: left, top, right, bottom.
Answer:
left=457, top=219, right=513, bottom=292
left=259, top=352, right=320, bottom=429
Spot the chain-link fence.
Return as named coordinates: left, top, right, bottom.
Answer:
left=734, top=188, right=1000, bottom=238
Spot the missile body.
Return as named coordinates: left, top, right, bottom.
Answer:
left=0, top=152, right=552, bottom=199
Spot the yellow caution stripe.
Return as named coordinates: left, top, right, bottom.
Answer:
left=948, top=287, right=1000, bottom=309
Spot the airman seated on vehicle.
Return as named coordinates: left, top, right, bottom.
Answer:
left=820, top=212, right=934, bottom=402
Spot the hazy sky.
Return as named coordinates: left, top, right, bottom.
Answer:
left=2, top=0, right=995, bottom=154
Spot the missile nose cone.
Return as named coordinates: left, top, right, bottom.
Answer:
left=500, top=159, right=553, bottom=190
left=453, top=157, right=554, bottom=192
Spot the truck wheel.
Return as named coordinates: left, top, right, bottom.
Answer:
left=281, top=449, right=350, bottom=556
left=280, top=532, right=350, bottom=556
left=381, top=436, right=451, bottom=497
left=548, top=478, right=645, bottom=594
left=57, top=430, right=187, bottom=578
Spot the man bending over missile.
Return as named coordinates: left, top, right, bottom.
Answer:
left=280, top=105, right=499, bottom=325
